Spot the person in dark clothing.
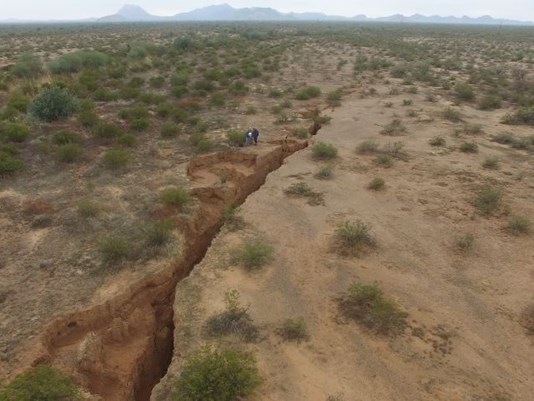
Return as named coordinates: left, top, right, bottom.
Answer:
left=251, top=128, right=260, bottom=145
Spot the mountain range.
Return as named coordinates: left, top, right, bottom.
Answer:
left=3, top=4, right=534, bottom=25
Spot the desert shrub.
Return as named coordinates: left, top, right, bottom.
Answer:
left=101, top=148, right=131, bottom=170
left=205, top=290, right=258, bottom=342
left=2, top=122, right=30, bottom=143
left=226, top=130, right=245, bottom=146
left=368, top=177, right=386, bottom=191
left=276, top=318, right=309, bottom=342
left=459, top=142, right=479, bottom=153
left=48, top=53, right=82, bottom=74
left=482, top=156, right=500, bottom=170
left=511, top=137, right=533, bottom=150
left=334, top=220, right=375, bottom=256
left=295, top=86, right=321, bottom=100
left=157, top=103, right=173, bottom=118
left=29, top=86, right=78, bottom=122
left=475, top=186, right=502, bottom=215
left=98, top=235, right=131, bottom=264
left=284, top=182, right=324, bottom=206
left=456, top=234, right=475, bottom=252
left=380, top=119, right=406, bottom=136
left=237, top=240, right=274, bottom=270
left=11, top=53, right=43, bottom=80
left=78, top=109, right=99, bottom=127
left=502, top=107, right=534, bottom=126
left=327, top=89, right=343, bottom=107
left=117, top=133, right=137, bottom=148
left=194, top=136, right=215, bottom=153
left=493, top=132, right=515, bottom=145
left=7, top=92, right=30, bottom=113
left=172, top=345, right=260, bottom=401
left=77, top=200, right=100, bottom=218
left=312, top=142, right=338, bottom=160
left=210, top=92, right=226, bottom=107
left=130, top=118, right=149, bottom=132
left=52, top=130, right=78, bottom=145
left=442, top=107, right=463, bottom=122
left=402, top=99, right=413, bottom=106
left=57, top=144, right=84, bottom=163
left=145, top=219, right=174, bottom=247
left=92, top=122, right=123, bottom=141
left=315, top=165, right=334, bottom=180
left=161, top=187, right=192, bottom=209
left=508, top=216, right=531, bottom=236
left=454, top=82, right=475, bottom=101
left=374, top=154, right=393, bottom=167
left=160, top=122, right=181, bottom=139
left=429, top=136, right=446, bottom=147
left=338, top=282, right=407, bottom=336
left=0, top=365, right=78, bottom=401
left=269, top=89, right=283, bottom=98
left=0, top=154, right=24, bottom=176
left=478, top=95, right=502, bottom=110
left=357, top=139, right=379, bottom=154
left=223, top=205, right=245, bottom=231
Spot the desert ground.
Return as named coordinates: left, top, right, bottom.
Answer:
left=0, top=22, right=533, bottom=401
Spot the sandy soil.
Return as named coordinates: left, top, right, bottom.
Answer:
left=154, top=88, right=534, bottom=401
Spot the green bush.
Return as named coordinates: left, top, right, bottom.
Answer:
left=102, top=148, right=131, bottom=170
left=0, top=154, right=24, bottom=176
left=2, top=122, right=30, bottom=143
left=478, top=95, right=501, bottom=110
left=29, top=86, right=78, bottom=122
left=454, top=82, right=475, bottom=101
left=374, top=154, right=393, bottom=167
left=327, top=89, right=343, bottom=107
left=284, top=182, right=324, bottom=206
left=381, top=119, right=406, bottom=136
left=11, top=53, right=43, bottom=80
left=334, top=220, right=376, bottom=256
left=7, top=92, right=30, bottom=113
left=117, top=133, right=137, bottom=148
left=52, top=130, right=78, bottom=145
left=442, top=107, right=463, bottom=123
left=338, top=283, right=407, bottom=336
left=226, top=130, right=245, bottom=146
left=508, top=216, right=531, bottom=236
left=172, top=346, right=260, bottom=401
left=48, top=53, right=82, bottom=74
left=492, top=132, right=515, bottom=145
left=502, top=107, right=534, bottom=126
left=98, top=235, right=131, bottom=264
left=0, top=365, right=78, bottom=401
left=160, top=123, right=181, bottom=139
left=482, top=156, right=500, bottom=170
left=130, top=118, right=149, bottom=132
left=237, top=240, right=274, bottom=270
left=222, top=205, right=245, bottom=231
left=459, top=141, right=479, bottom=153
left=57, top=144, right=84, bottom=163
left=161, top=187, right=192, bottom=209
left=314, top=165, right=334, bottom=180
left=368, top=177, right=386, bottom=191
left=92, top=122, right=123, bottom=141
left=276, top=318, right=309, bottom=342
left=296, top=86, right=321, bottom=100
left=475, top=186, right=502, bottom=215
left=311, top=142, right=338, bottom=160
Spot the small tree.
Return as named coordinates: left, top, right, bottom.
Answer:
left=29, top=86, right=78, bottom=122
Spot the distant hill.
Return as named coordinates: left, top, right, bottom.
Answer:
left=96, top=4, right=533, bottom=25
left=1, top=3, right=533, bottom=25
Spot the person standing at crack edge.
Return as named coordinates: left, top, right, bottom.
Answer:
left=251, top=128, right=260, bottom=145
left=244, top=128, right=253, bottom=146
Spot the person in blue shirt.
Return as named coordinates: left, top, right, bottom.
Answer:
left=251, top=128, right=260, bottom=145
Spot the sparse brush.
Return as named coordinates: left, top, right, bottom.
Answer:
left=374, top=154, right=393, bottom=167
left=334, top=220, right=376, bottom=256
left=456, top=234, right=475, bottom=252
left=482, top=156, right=500, bottom=170
left=492, top=132, right=515, bottom=145
left=442, top=107, right=463, bottom=123
left=160, top=122, right=181, bottom=139
left=160, top=187, right=192, bottom=210
left=315, top=165, right=334, bottom=180
left=357, top=140, right=379, bottom=154
left=99, top=235, right=131, bottom=265
left=222, top=205, right=245, bottom=231
left=77, top=200, right=100, bottom=218
left=277, top=318, right=309, bottom=342
left=102, top=148, right=131, bottom=170
left=237, top=240, right=274, bottom=270
left=312, top=142, right=338, bottom=160
left=145, top=219, right=174, bottom=247
left=57, top=143, right=84, bottom=163
left=508, top=216, right=531, bottom=236
left=338, top=282, right=407, bottom=336
left=368, top=177, right=386, bottom=191
left=429, top=136, right=446, bottom=147
left=380, top=119, right=406, bottom=136
left=459, top=142, right=478, bottom=153
left=284, top=182, right=324, bottom=206
left=475, top=186, right=502, bottom=215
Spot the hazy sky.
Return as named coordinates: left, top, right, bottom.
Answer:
left=2, top=1, right=534, bottom=21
